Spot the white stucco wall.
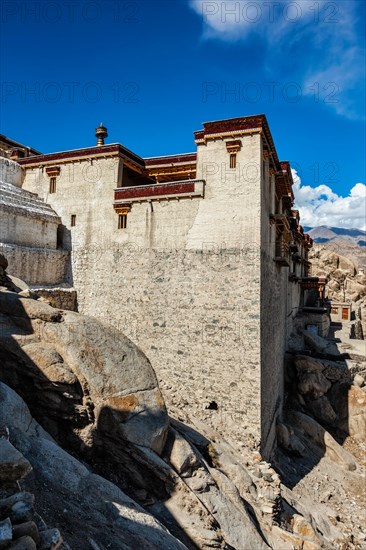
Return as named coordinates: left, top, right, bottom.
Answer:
left=0, top=208, right=59, bottom=249
left=0, top=158, right=24, bottom=188
left=21, top=132, right=301, bottom=457
left=22, top=137, right=267, bottom=451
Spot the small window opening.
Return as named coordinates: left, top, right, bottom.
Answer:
left=118, top=214, right=127, bottom=229
left=229, top=153, right=237, bottom=169
left=49, top=177, right=56, bottom=193
left=71, top=214, right=76, bottom=227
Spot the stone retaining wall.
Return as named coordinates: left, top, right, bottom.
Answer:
left=0, top=244, right=69, bottom=286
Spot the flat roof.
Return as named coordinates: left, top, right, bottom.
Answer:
left=17, top=143, right=145, bottom=167
left=0, top=133, right=42, bottom=155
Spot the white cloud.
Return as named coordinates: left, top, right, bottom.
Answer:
left=190, top=0, right=327, bottom=40
left=190, top=0, right=365, bottom=119
left=292, top=169, right=366, bottom=229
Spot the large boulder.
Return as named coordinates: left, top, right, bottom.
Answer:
left=295, top=356, right=331, bottom=398
left=276, top=422, right=306, bottom=456
left=52, top=311, right=169, bottom=453
left=338, top=255, right=357, bottom=276
left=0, top=290, right=168, bottom=454
left=305, top=396, right=337, bottom=426
left=163, top=427, right=200, bottom=477
left=347, top=385, right=366, bottom=441
left=303, top=331, right=339, bottom=356
left=0, top=292, right=62, bottom=323
left=0, top=383, right=187, bottom=550
left=0, top=438, right=32, bottom=483
left=0, top=381, right=275, bottom=550
left=328, top=383, right=366, bottom=442
left=287, top=411, right=357, bottom=471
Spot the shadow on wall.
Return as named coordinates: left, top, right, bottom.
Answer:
left=273, top=321, right=364, bottom=489
left=57, top=224, right=74, bottom=287
left=0, top=291, right=200, bottom=549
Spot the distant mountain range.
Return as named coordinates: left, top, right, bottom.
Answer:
left=304, top=226, right=366, bottom=247
left=305, top=226, right=366, bottom=269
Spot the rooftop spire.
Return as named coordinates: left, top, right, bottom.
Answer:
left=95, top=123, right=108, bottom=146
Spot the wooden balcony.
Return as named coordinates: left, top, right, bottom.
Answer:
left=114, top=179, right=205, bottom=207
left=274, top=239, right=290, bottom=267
left=300, top=277, right=327, bottom=290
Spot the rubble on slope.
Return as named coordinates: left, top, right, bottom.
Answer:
left=274, top=329, right=366, bottom=550
left=0, top=428, right=64, bottom=550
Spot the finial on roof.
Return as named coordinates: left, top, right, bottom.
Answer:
left=95, top=123, right=108, bottom=146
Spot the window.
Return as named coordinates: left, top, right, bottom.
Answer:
left=71, top=215, right=76, bottom=227
left=331, top=307, right=338, bottom=314
left=118, top=214, right=127, bottom=229
left=229, top=153, right=237, bottom=169
left=49, top=177, right=56, bottom=193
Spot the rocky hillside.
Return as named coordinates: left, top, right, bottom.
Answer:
left=0, top=429, right=64, bottom=550
left=310, top=247, right=366, bottom=302
left=1, top=254, right=366, bottom=549
left=306, top=227, right=366, bottom=270
left=309, top=245, right=366, bottom=338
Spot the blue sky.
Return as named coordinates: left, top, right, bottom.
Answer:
left=1, top=0, right=365, bottom=227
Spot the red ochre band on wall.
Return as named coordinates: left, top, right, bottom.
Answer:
left=114, top=180, right=205, bottom=206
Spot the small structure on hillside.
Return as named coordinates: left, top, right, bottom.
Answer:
left=330, top=301, right=352, bottom=323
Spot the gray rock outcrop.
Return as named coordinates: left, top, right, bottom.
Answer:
left=0, top=414, right=64, bottom=550
left=0, top=383, right=186, bottom=550
left=0, top=290, right=169, bottom=455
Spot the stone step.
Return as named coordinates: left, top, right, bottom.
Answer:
left=0, top=190, right=47, bottom=207
left=0, top=189, right=60, bottom=219
left=0, top=200, right=59, bottom=219
left=0, top=191, right=55, bottom=211
left=0, top=192, right=46, bottom=209
left=0, top=192, right=47, bottom=208
left=0, top=190, right=50, bottom=208
left=0, top=181, right=42, bottom=201
left=0, top=188, right=51, bottom=209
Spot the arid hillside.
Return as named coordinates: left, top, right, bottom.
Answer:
left=306, top=227, right=366, bottom=270
left=310, top=239, right=366, bottom=338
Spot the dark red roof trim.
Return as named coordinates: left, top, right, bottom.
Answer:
left=115, top=181, right=196, bottom=201
left=17, top=144, right=144, bottom=167
left=0, top=133, right=41, bottom=155
left=194, top=114, right=280, bottom=167
left=196, top=116, right=265, bottom=137
left=145, top=153, right=197, bottom=166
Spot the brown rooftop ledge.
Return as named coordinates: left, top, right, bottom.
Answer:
left=114, top=179, right=205, bottom=205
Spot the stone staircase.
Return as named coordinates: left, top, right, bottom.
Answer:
left=0, top=181, right=60, bottom=221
